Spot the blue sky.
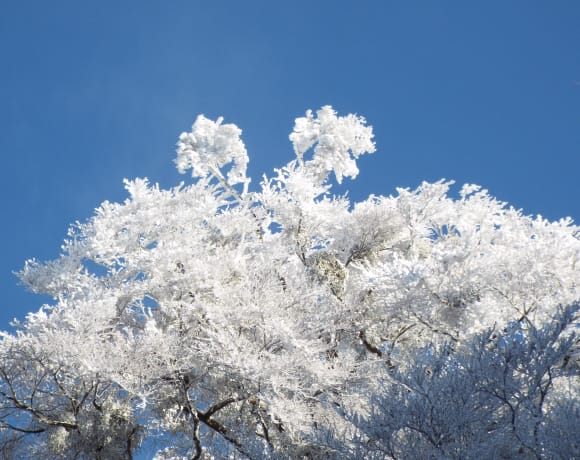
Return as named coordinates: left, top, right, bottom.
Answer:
left=1, top=1, right=579, bottom=329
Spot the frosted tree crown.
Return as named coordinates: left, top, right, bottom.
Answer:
left=3, top=105, right=579, bottom=459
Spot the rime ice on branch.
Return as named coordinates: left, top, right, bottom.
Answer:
left=289, top=105, right=376, bottom=184
left=176, top=114, right=250, bottom=194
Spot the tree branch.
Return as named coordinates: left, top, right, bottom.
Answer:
left=359, top=330, right=383, bottom=357
left=0, top=422, right=45, bottom=435
left=202, top=395, right=246, bottom=419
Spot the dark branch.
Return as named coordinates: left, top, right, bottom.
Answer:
left=0, top=422, right=45, bottom=435
left=359, top=330, right=383, bottom=357
left=202, top=395, right=246, bottom=419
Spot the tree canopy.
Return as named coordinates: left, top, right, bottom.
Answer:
left=1, top=107, right=579, bottom=459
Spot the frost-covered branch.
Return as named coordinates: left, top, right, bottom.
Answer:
left=176, top=114, right=250, bottom=195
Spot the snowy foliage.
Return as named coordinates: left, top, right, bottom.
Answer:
left=1, top=107, right=579, bottom=459
left=343, top=305, right=580, bottom=459
left=176, top=115, right=250, bottom=192
left=289, top=106, right=375, bottom=184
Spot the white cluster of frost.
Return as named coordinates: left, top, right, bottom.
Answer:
left=176, top=114, right=250, bottom=191
left=1, top=107, right=578, bottom=459
left=289, top=105, right=376, bottom=184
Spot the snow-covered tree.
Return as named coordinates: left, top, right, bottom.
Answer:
left=341, top=305, right=580, bottom=459
left=1, top=106, right=578, bottom=459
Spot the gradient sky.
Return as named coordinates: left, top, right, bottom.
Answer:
left=1, top=1, right=579, bottom=330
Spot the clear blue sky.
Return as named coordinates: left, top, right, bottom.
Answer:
left=1, top=1, right=579, bottom=329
